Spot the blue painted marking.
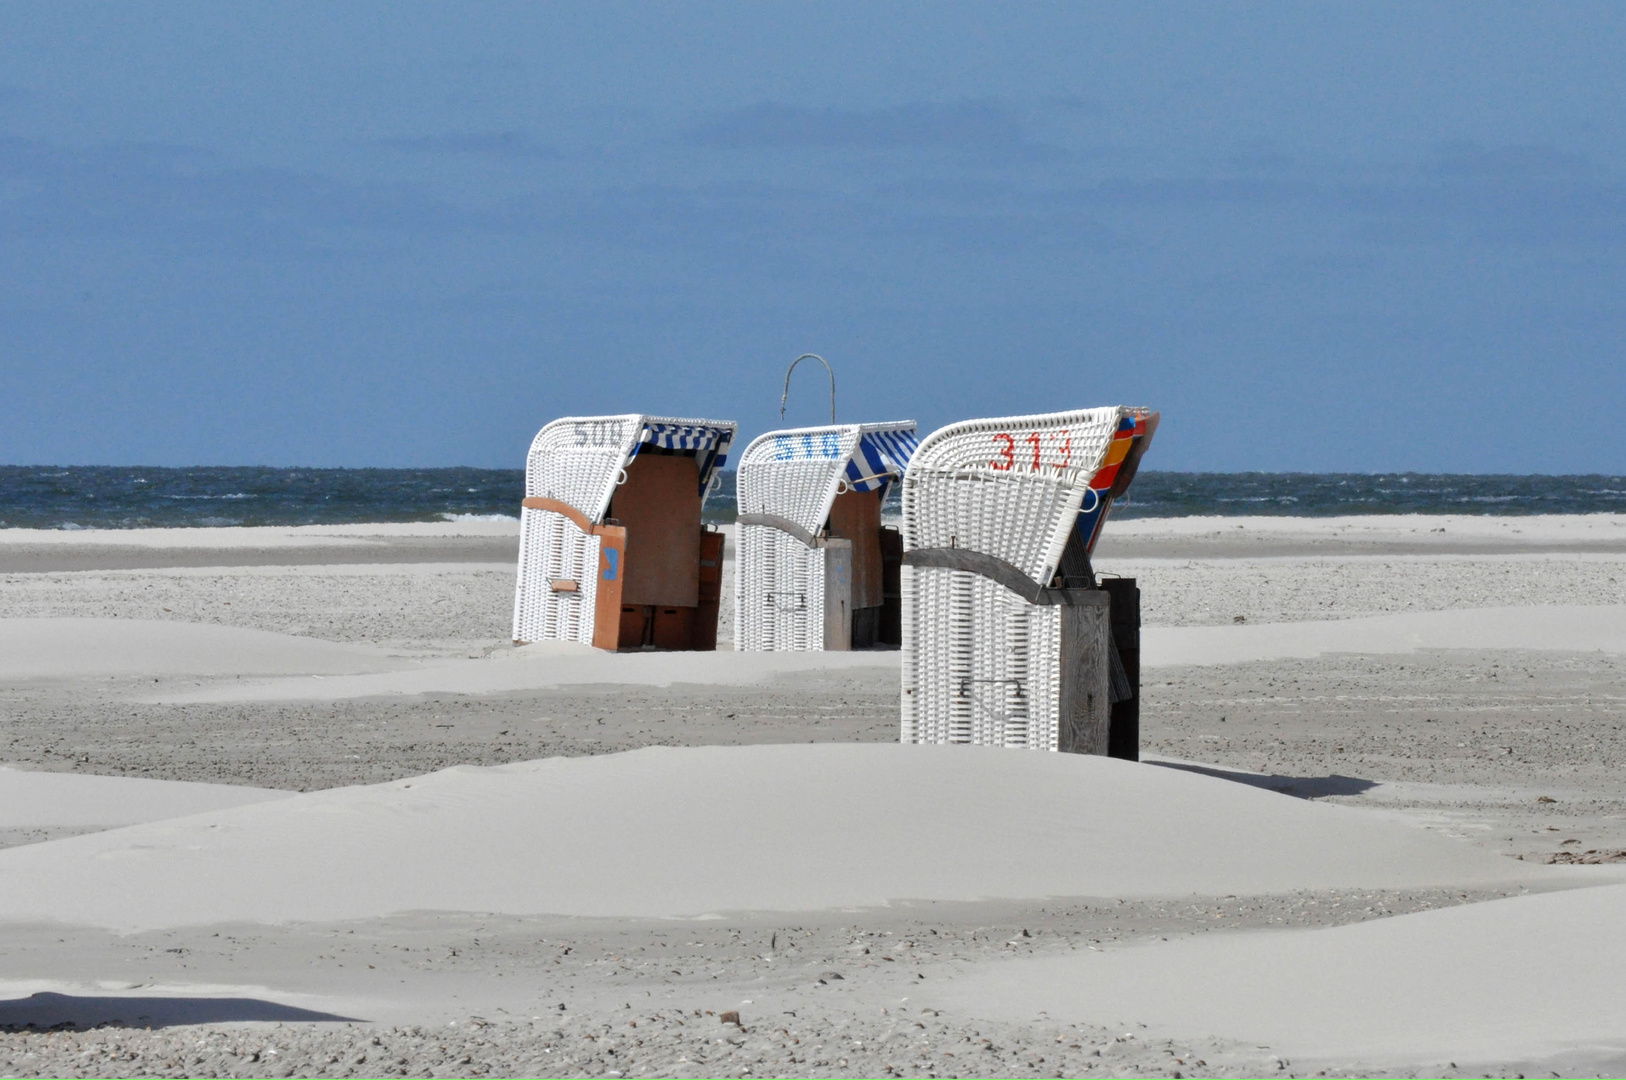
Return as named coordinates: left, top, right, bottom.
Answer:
left=603, top=548, right=619, bottom=580
left=771, top=433, right=844, bottom=461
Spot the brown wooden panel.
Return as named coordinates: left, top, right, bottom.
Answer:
left=651, top=606, right=697, bottom=649
left=611, top=454, right=702, bottom=608
left=1101, top=576, right=1141, bottom=761
left=1058, top=596, right=1112, bottom=755
left=693, top=529, right=725, bottom=651
left=826, top=488, right=884, bottom=609
left=619, top=604, right=650, bottom=649
left=878, top=526, right=902, bottom=646
left=590, top=525, right=627, bottom=651
left=821, top=538, right=852, bottom=650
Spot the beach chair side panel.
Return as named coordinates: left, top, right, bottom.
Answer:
left=513, top=415, right=643, bottom=645
left=733, top=428, right=858, bottom=652
left=513, top=507, right=601, bottom=646
left=737, top=524, right=828, bottom=651
left=901, top=568, right=1061, bottom=748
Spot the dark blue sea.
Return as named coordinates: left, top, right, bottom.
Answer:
left=1, top=466, right=1624, bottom=529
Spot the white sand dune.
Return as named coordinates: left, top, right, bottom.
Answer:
left=0, top=767, right=291, bottom=829
left=0, top=618, right=404, bottom=680
left=0, top=744, right=1555, bottom=933
left=1144, top=604, right=1626, bottom=667
left=931, top=880, right=1626, bottom=1068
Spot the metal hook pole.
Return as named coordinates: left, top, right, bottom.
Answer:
left=780, top=353, right=835, bottom=424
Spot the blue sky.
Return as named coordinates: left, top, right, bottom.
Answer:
left=1, top=2, right=1623, bottom=471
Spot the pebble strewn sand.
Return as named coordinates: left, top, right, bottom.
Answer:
left=0, top=889, right=1527, bottom=1079
left=1099, top=554, right=1626, bottom=626
left=7, top=554, right=1624, bottom=656
left=0, top=566, right=516, bottom=650
left=0, top=1013, right=1261, bottom=1079
left=0, top=674, right=899, bottom=793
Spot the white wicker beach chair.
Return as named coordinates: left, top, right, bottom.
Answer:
left=734, top=422, right=918, bottom=651
left=900, top=407, right=1157, bottom=751
left=513, top=414, right=736, bottom=650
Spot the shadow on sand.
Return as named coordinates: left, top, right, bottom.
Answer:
left=0, top=991, right=359, bottom=1030
left=1148, top=759, right=1380, bottom=799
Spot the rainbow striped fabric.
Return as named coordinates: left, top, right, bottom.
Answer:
left=1073, top=411, right=1153, bottom=554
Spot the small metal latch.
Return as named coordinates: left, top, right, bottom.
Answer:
left=957, top=677, right=1024, bottom=699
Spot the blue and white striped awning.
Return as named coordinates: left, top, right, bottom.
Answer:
left=634, top=421, right=735, bottom=493
left=640, top=422, right=725, bottom=452
left=844, top=428, right=919, bottom=492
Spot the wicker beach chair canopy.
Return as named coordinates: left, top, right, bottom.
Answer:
left=736, top=421, right=918, bottom=535
left=901, top=406, right=1157, bottom=588
left=523, top=414, right=736, bottom=525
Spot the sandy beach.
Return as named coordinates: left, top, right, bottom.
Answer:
left=1, top=515, right=1624, bottom=1077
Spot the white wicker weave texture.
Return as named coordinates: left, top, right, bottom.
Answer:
left=513, top=416, right=642, bottom=645
left=735, top=527, right=827, bottom=651
left=524, top=415, right=643, bottom=517
left=513, top=509, right=601, bottom=645
left=900, top=408, right=1127, bottom=749
left=737, top=427, right=863, bottom=527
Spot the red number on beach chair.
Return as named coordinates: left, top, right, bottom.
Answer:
left=991, top=433, right=1015, bottom=471
left=993, top=430, right=1084, bottom=475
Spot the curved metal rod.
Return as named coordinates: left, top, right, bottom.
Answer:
left=780, top=353, right=836, bottom=424
left=903, top=547, right=1110, bottom=608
